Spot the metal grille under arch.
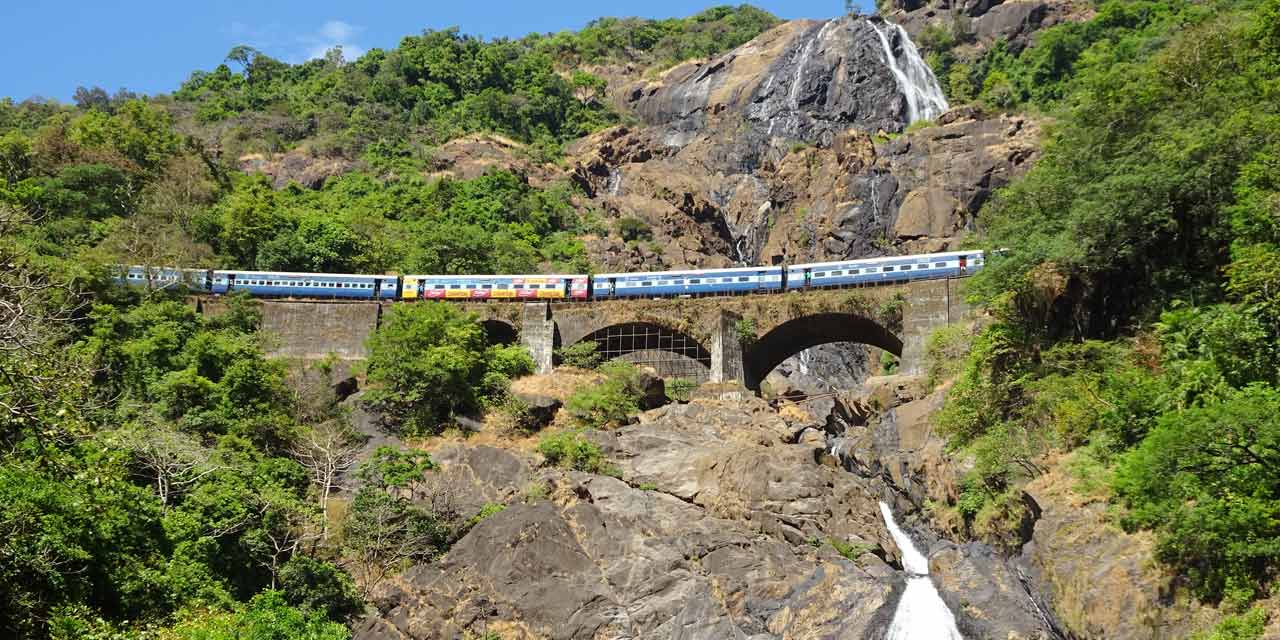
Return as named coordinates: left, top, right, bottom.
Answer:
left=580, top=322, right=712, bottom=384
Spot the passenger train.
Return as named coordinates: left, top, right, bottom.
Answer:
left=114, top=250, right=985, bottom=301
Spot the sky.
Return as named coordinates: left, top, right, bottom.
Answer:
left=0, top=1, right=875, bottom=103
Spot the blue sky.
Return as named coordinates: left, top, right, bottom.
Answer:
left=0, top=1, right=874, bottom=103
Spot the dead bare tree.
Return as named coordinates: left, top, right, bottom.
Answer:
left=110, top=423, right=219, bottom=508
left=290, top=419, right=365, bottom=534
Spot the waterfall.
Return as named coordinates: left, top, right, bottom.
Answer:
left=878, top=502, right=964, bottom=640
left=869, top=22, right=950, bottom=123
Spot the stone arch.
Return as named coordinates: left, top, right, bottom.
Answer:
left=572, top=321, right=712, bottom=381
left=744, top=312, right=902, bottom=390
left=480, top=319, right=519, bottom=346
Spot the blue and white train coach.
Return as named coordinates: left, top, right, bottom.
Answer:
left=591, top=266, right=784, bottom=298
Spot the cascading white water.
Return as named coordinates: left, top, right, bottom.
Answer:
left=878, top=501, right=964, bottom=640
left=869, top=22, right=950, bottom=123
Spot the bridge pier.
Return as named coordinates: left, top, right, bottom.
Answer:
left=898, top=279, right=971, bottom=376
left=710, top=311, right=745, bottom=384
left=521, top=303, right=556, bottom=374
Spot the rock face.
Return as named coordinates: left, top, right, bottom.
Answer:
left=238, top=148, right=354, bottom=189
left=885, top=0, right=1090, bottom=53
left=356, top=392, right=1067, bottom=640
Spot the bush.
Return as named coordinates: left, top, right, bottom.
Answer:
left=665, top=378, right=696, bottom=403
left=365, top=303, right=531, bottom=435
left=557, top=340, right=603, bottom=369
left=564, top=361, right=643, bottom=427
left=828, top=538, right=877, bottom=562
left=924, top=325, right=972, bottom=389
left=615, top=216, right=653, bottom=242
left=537, top=430, right=608, bottom=473
left=277, top=556, right=365, bottom=622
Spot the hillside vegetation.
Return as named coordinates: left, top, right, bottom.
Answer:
left=920, top=0, right=1280, bottom=628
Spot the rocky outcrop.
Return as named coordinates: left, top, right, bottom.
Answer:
left=356, top=389, right=1067, bottom=639
left=238, top=148, right=354, bottom=189
left=1017, top=465, right=1210, bottom=639
left=885, top=0, right=1090, bottom=53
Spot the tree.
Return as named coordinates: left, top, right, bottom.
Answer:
left=339, top=486, right=448, bottom=597
left=289, top=420, right=365, bottom=532
left=111, top=423, right=219, bottom=507
left=363, top=303, right=488, bottom=434
left=166, top=590, right=349, bottom=640
left=1114, top=384, right=1280, bottom=604
left=277, top=556, right=364, bottom=622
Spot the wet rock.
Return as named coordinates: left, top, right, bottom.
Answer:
left=931, top=541, right=1065, bottom=640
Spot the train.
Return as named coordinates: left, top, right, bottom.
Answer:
left=114, top=249, right=985, bottom=301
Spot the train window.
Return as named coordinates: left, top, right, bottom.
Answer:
left=513, top=284, right=524, bottom=289
left=449, top=285, right=460, bottom=289
left=815, top=272, right=826, bottom=277
left=849, top=269, right=860, bottom=275
left=690, top=279, right=701, bottom=284
left=739, top=276, right=750, bottom=282
left=901, top=265, right=912, bottom=271
left=883, top=266, right=895, bottom=272
left=641, top=281, right=653, bottom=286
left=481, top=284, right=492, bottom=289
left=935, top=262, right=947, bottom=267
left=832, top=270, right=843, bottom=276
left=434, top=285, right=445, bottom=289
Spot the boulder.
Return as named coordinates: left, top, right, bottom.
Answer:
left=634, top=367, right=667, bottom=410
left=512, top=392, right=562, bottom=431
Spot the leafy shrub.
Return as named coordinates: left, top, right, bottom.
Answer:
left=564, top=361, right=643, bottom=427
left=1193, top=608, right=1268, bottom=640
left=557, top=340, right=603, bottom=369
left=828, top=538, right=877, bottom=562
left=537, top=430, right=608, bottom=473
left=665, top=377, right=696, bottom=403
left=365, top=304, right=535, bottom=435
left=924, top=325, right=972, bottom=388
left=616, top=216, right=653, bottom=243
left=278, top=556, right=364, bottom=622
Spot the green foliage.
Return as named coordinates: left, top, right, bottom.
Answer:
left=1194, top=608, right=1268, bottom=640
left=176, top=32, right=619, bottom=153
left=526, top=6, right=780, bottom=70
left=564, top=361, right=644, bottom=428
left=365, top=303, right=521, bottom=435
left=734, top=317, right=757, bottom=346
left=277, top=556, right=364, bottom=623
left=1114, top=385, right=1280, bottom=603
left=924, top=325, right=972, bottom=388
left=665, top=377, right=696, bottom=403
left=828, top=538, right=877, bottom=562
left=557, top=340, right=603, bottom=369
left=166, top=590, right=349, bottom=640
left=615, top=216, right=653, bottom=243
left=537, top=429, right=609, bottom=473
left=356, top=446, right=435, bottom=491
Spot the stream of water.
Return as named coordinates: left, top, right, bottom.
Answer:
left=878, top=501, right=964, bottom=640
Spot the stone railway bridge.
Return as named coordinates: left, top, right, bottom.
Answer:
left=197, top=279, right=972, bottom=391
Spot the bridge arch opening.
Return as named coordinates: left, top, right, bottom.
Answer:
left=480, top=319, right=519, bottom=346
left=744, top=312, right=902, bottom=391
left=571, top=322, right=712, bottom=383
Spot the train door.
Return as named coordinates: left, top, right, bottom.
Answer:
left=959, top=255, right=968, bottom=274
left=803, top=268, right=812, bottom=289
left=563, top=279, right=572, bottom=298
left=227, top=273, right=237, bottom=292
left=756, top=270, right=768, bottom=290
left=609, top=277, right=617, bottom=298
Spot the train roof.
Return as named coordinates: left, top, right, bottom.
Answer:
left=212, top=269, right=392, bottom=279
left=404, top=273, right=587, bottom=280
left=789, top=250, right=983, bottom=270
left=593, top=265, right=781, bottom=279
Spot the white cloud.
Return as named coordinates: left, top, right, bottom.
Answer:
left=299, top=20, right=366, bottom=63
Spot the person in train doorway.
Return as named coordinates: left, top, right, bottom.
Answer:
left=959, top=255, right=967, bottom=274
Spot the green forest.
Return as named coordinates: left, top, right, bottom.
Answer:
left=917, top=0, right=1280, bottom=629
